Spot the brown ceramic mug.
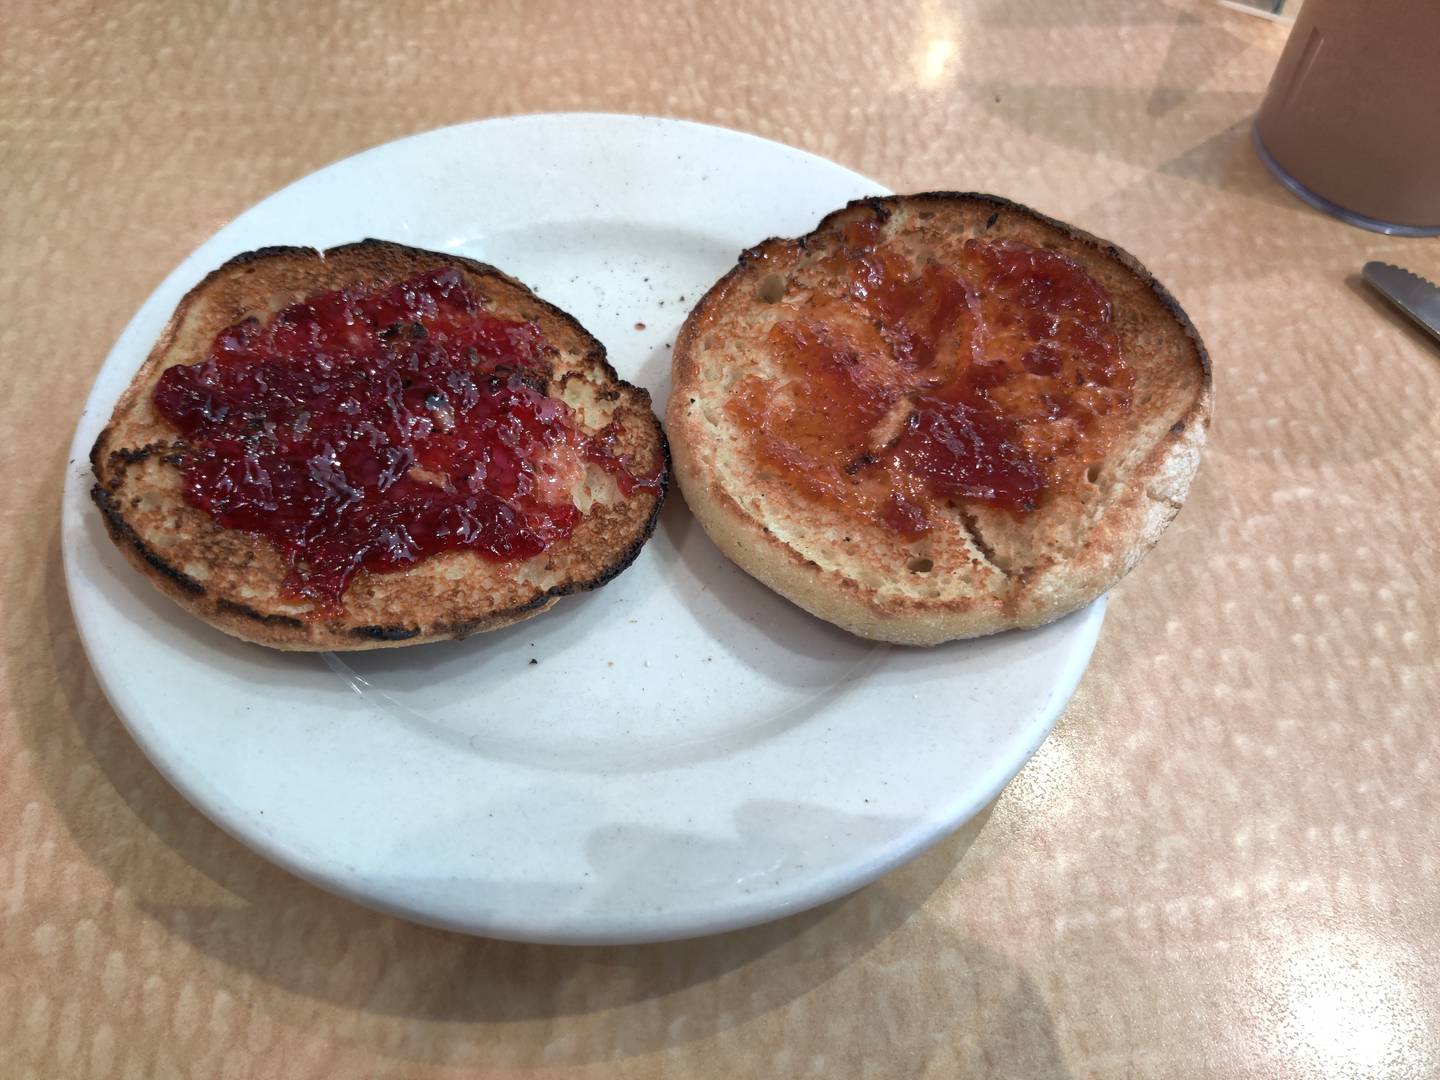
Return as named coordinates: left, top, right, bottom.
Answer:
left=1254, top=0, right=1440, bottom=236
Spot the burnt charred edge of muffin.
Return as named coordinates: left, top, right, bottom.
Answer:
left=90, top=484, right=207, bottom=597
left=349, top=623, right=423, bottom=642
left=215, top=598, right=304, bottom=629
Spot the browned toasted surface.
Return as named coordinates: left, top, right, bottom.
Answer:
left=668, top=193, right=1211, bottom=645
left=91, top=240, right=668, bottom=650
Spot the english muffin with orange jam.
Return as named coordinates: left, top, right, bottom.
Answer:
left=668, top=193, right=1210, bottom=645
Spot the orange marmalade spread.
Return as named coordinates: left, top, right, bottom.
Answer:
left=153, top=269, right=659, bottom=613
left=726, top=218, right=1133, bottom=535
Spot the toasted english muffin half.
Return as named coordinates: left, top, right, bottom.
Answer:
left=668, top=193, right=1209, bottom=645
left=92, top=240, right=668, bottom=650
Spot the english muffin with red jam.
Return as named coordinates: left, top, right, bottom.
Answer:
left=92, top=240, right=667, bottom=650
left=668, top=194, right=1209, bottom=645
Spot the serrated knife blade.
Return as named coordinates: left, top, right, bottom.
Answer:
left=1362, top=261, right=1440, bottom=345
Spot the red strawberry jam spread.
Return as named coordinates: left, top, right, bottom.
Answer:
left=152, top=267, right=658, bottom=612
left=727, top=216, right=1134, bottom=536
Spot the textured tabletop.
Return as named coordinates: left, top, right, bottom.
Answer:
left=3, top=1, right=1438, bottom=1077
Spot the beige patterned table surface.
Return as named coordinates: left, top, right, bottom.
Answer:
left=3, top=1, right=1438, bottom=1077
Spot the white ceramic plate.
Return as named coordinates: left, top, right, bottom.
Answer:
left=63, top=114, right=1104, bottom=944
